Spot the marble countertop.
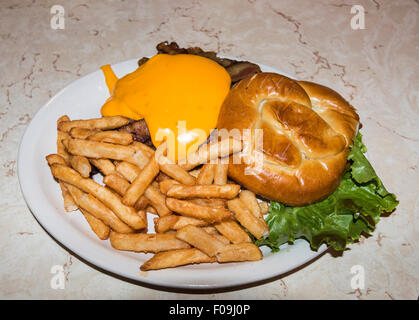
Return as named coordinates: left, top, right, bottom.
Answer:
left=1, top=0, right=418, bottom=299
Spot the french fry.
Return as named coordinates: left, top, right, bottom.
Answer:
left=140, top=248, right=216, bottom=271
left=89, top=159, right=117, bottom=176
left=202, top=226, right=218, bottom=235
left=129, top=141, right=155, bottom=158
left=214, top=163, right=228, bottom=185
left=216, top=243, right=263, bottom=262
left=196, top=164, right=216, bottom=185
left=214, top=220, right=251, bottom=244
left=159, top=179, right=179, bottom=194
left=70, top=155, right=91, bottom=178
left=213, top=234, right=231, bottom=245
left=122, top=157, right=159, bottom=206
left=157, top=155, right=196, bottom=185
left=46, top=154, right=77, bottom=211
left=190, top=198, right=226, bottom=208
left=156, top=172, right=171, bottom=182
left=46, top=154, right=67, bottom=166
left=146, top=205, right=157, bottom=214
left=65, top=138, right=136, bottom=161
left=176, top=225, right=224, bottom=257
left=227, top=198, right=269, bottom=239
left=166, top=198, right=231, bottom=223
left=110, top=231, right=190, bottom=253
left=239, top=190, right=264, bottom=220
left=57, top=116, right=71, bottom=163
left=64, top=183, right=133, bottom=233
left=69, top=127, right=99, bottom=139
left=134, top=196, right=149, bottom=211
left=50, top=164, right=146, bottom=230
left=143, top=185, right=171, bottom=217
left=80, top=208, right=110, bottom=240
left=259, top=201, right=269, bottom=215
left=103, top=173, right=130, bottom=196
left=58, top=182, right=78, bottom=212
left=181, top=138, right=242, bottom=170
left=154, top=215, right=208, bottom=233
left=188, top=168, right=201, bottom=178
left=115, top=161, right=140, bottom=182
left=58, top=116, right=130, bottom=132
left=166, top=184, right=240, bottom=199
left=88, top=130, right=133, bottom=145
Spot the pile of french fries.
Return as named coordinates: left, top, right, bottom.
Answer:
left=47, top=115, right=270, bottom=271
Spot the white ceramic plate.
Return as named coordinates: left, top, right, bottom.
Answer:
left=18, top=57, right=327, bottom=290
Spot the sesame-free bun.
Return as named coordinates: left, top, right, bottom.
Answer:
left=217, top=73, right=359, bottom=206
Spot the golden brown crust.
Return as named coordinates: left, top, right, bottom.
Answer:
left=217, top=73, right=359, bottom=206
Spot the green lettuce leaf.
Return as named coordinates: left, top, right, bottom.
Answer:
left=255, top=132, right=399, bottom=251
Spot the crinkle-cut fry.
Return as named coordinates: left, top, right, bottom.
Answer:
left=58, top=116, right=131, bottom=132
left=69, top=127, right=99, bottom=139
left=115, top=161, right=141, bottom=182
left=87, top=130, right=133, bottom=145
left=176, top=225, right=224, bottom=257
left=59, top=182, right=78, bottom=212
left=50, top=164, right=146, bottom=230
left=154, top=214, right=208, bottom=233
left=166, top=184, right=240, bottom=199
left=259, top=201, right=269, bottom=215
left=103, top=173, right=130, bottom=196
left=46, top=154, right=78, bottom=211
left=79, top=208, right=110, bottom=240
left=214, top=163, right=229, bottom=185
left=64, top=183, right=133, bottom=233
left=110, top=231, right=190, bottom=253
left=166, top=198, right=232, bottom=223
left=158, top=155, right=196, bottom=185
left=215, top=220, right=252, bottom=244
left=181, top=138, right=242, bottom=170
left=144, top=185, right=171, bottom=217
left=190, top=198, right=226, bottom=208
left=122, top=157, right=159, bottom=206
left=140, top=248, right=216, bottom=271
left=65, top=138, right=136, bottom=161
left=227, top=198, right=269, bottom=239
left=196, top=164, right=216, bottom=185
left=89, top=159, right=117, bottom=176
left=239, top=190, right=264, bottom=220
left=159, top=179, right=180, bottom=194
left=216, top=243, right=263, bottom=263
left=70, top=155, right=91, bottom=178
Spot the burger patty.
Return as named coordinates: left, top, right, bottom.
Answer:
left=139, top=41, right=262, bottom=85
left=124, top=41, right=263, bottom=147
left=118, top=119, right=154, bottom=147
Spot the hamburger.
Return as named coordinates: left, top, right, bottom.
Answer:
left=217, top=72, right=398, bottom=251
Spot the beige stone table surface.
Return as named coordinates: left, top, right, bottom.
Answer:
left=0, top=0, right=418, bottom=299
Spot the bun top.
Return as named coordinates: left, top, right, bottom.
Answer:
left=217, top=72, right=359, bottom=206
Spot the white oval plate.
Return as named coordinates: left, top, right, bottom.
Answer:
left=18, top=57, right=327, bottom=290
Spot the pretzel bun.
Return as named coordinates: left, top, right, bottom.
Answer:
left=217, top=73, right=359, bottom=206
